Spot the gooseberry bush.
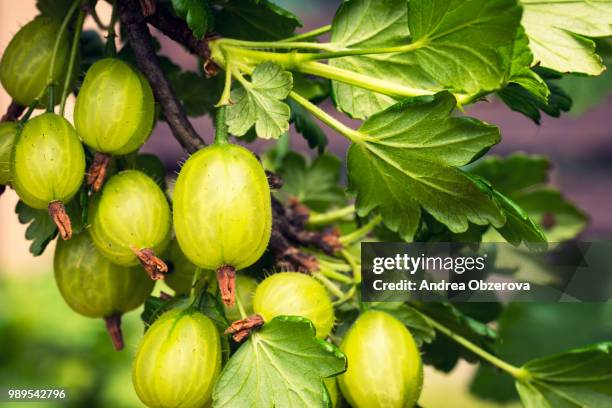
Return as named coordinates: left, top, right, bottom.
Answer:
left=1, top=0, right=611, bottom=407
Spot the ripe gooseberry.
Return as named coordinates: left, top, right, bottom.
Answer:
left=11, top=113, right=85, bottom=239
left=173, top=143, right=272, bottom=305
left=252, top=272, right=335, bottom=339
left=54, top=232, right=154, bottom=350
left=74, top=58, right=155, bottom=191
left=132, top=308, right=222, bottom=408
left=0, top=16, right=72, bottom=107
left=0, top=121, right=18, bottom=185
left=88, top=170, right=171, bottom=279
left=338, top=310, right=423, bottom=408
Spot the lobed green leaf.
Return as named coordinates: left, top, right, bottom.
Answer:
left=212, top=316, right=346, bottom=408
left=520, top=0, right=612, bottom=75
left=330, top=0, right=522, bottom=118
left=347, top=92, right=504, bottom=241
left=226, top=62, right=293, bottom=139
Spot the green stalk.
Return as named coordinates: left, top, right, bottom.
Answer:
left=317, top=258, right=352, bottom=273
left=190, top=267, right=203, bottom=300
left=308, top=205, right=355, bottom=226
left=298, top=61, right=435, bottom=99
left=282, top=25, right=332, bottom=42
left=59, top=8, right=86, bottom=116
left=332, top=285, right=356, bottom=307
left=216, top=63, right=234, bottom=106
left=216, top=38, right=336, bottom=52
left=339, top=215, right=383, bottom=246
left=318, top=266, right=354, bottom=284
left=313, top=272, right=346, bottom=299
left=45, top=0, right=81, bottom=111
left=289, top=91, right=363, bottom=143
left=422, top=313, right=531, bottom=380
left=19, top=102, right=38, bottom=126
left=105, top=0, right=119, bottom=57
left=214, top=106, right=229, bottom=144
left=340, top=249, right=361, bottom=283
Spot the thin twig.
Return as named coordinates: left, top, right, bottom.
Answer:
left=118, top=0, right=205, bottom=153
left=144, top=2, right=210, bottom=59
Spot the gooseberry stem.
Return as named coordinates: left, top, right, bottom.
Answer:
left=104, top=314, right=124, bottom=351
left=317, top=258, right=352, bottom=273
left=190, top=267, right=203, bottom=299
left=318, top=266, right=353, bottom=284
left=313, top=272, right=346, bottom=299
left=340, top=249, right=361, bottom=283
left=288, top=91, right=363, bottom=143
left=45, top=0, right=81, bottom=110
left=421, top=313, right=531, bottom=381
left=214, top=106, right=229, bottom=144
left=60, top=7, right=86, bottom=116
left=19, top=102, right=37, bottom=126
left=105, top=0, right=119, bottom=57
left=339, top=215, right=383, bottom=246
left=307, top=205, right=355, bottom=226
left=281, top=25, right=332, bottom=42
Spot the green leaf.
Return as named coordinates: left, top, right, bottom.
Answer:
left=516, top=343, right=612, bottom=407
left=499, top=68, right=572, bottom=124
left=347, top=92, right=504, bottom=241
left=226, top=62, right=293, bottom=139
left=514, top=189, right=588, bottom=242
left=520, top=0, right=612, bottom=75
left=505, top=28, right=550, bottom=104
left=292, top=73, right=330, bottom=103
left=329, top=0, right=522, bottom=118
left=215, top=0, right=302, bottom=41
left=470, top=154, right=587, bottom=241
left=171, top=0, right=212, bottom=39
left=415, top=302, right=499, bottom=372
left=15, top=201, right=58, bottom=256
left=278, top=152, right=345, bottom=212
left=369, top=303, right=435, bottom=346
left=168, top=71, right=223, bottom=117
left=469, top=154, right=550, bottom=195
left=212, top=316, right=346, bottom=408
left=288, top=100, right=328, bottom=153
left=469, top=174, right=547, bottom=247
left=472, top=303, right=612, bottom=402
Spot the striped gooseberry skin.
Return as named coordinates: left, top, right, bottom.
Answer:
left=74, top=58, right=155, bottom=155
left=338, top=311, right=423, bottom=408
left=0, top=122, right=18, bottom=184
left=132, top=308, right=222, bottom=408
left=253, top=272, right=335, bottom=339
left=11, top=113, right=85, bottom=209
left=54, top=232, right=154, bottom=318
left=89, top=170, right=171, bottom=266
left=0, top=16, right=71, bottom=106
left=173, top=143, right=272, bottom=270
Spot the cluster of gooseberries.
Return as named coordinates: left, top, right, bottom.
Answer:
left=0, top=11, right=422, bottom=408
